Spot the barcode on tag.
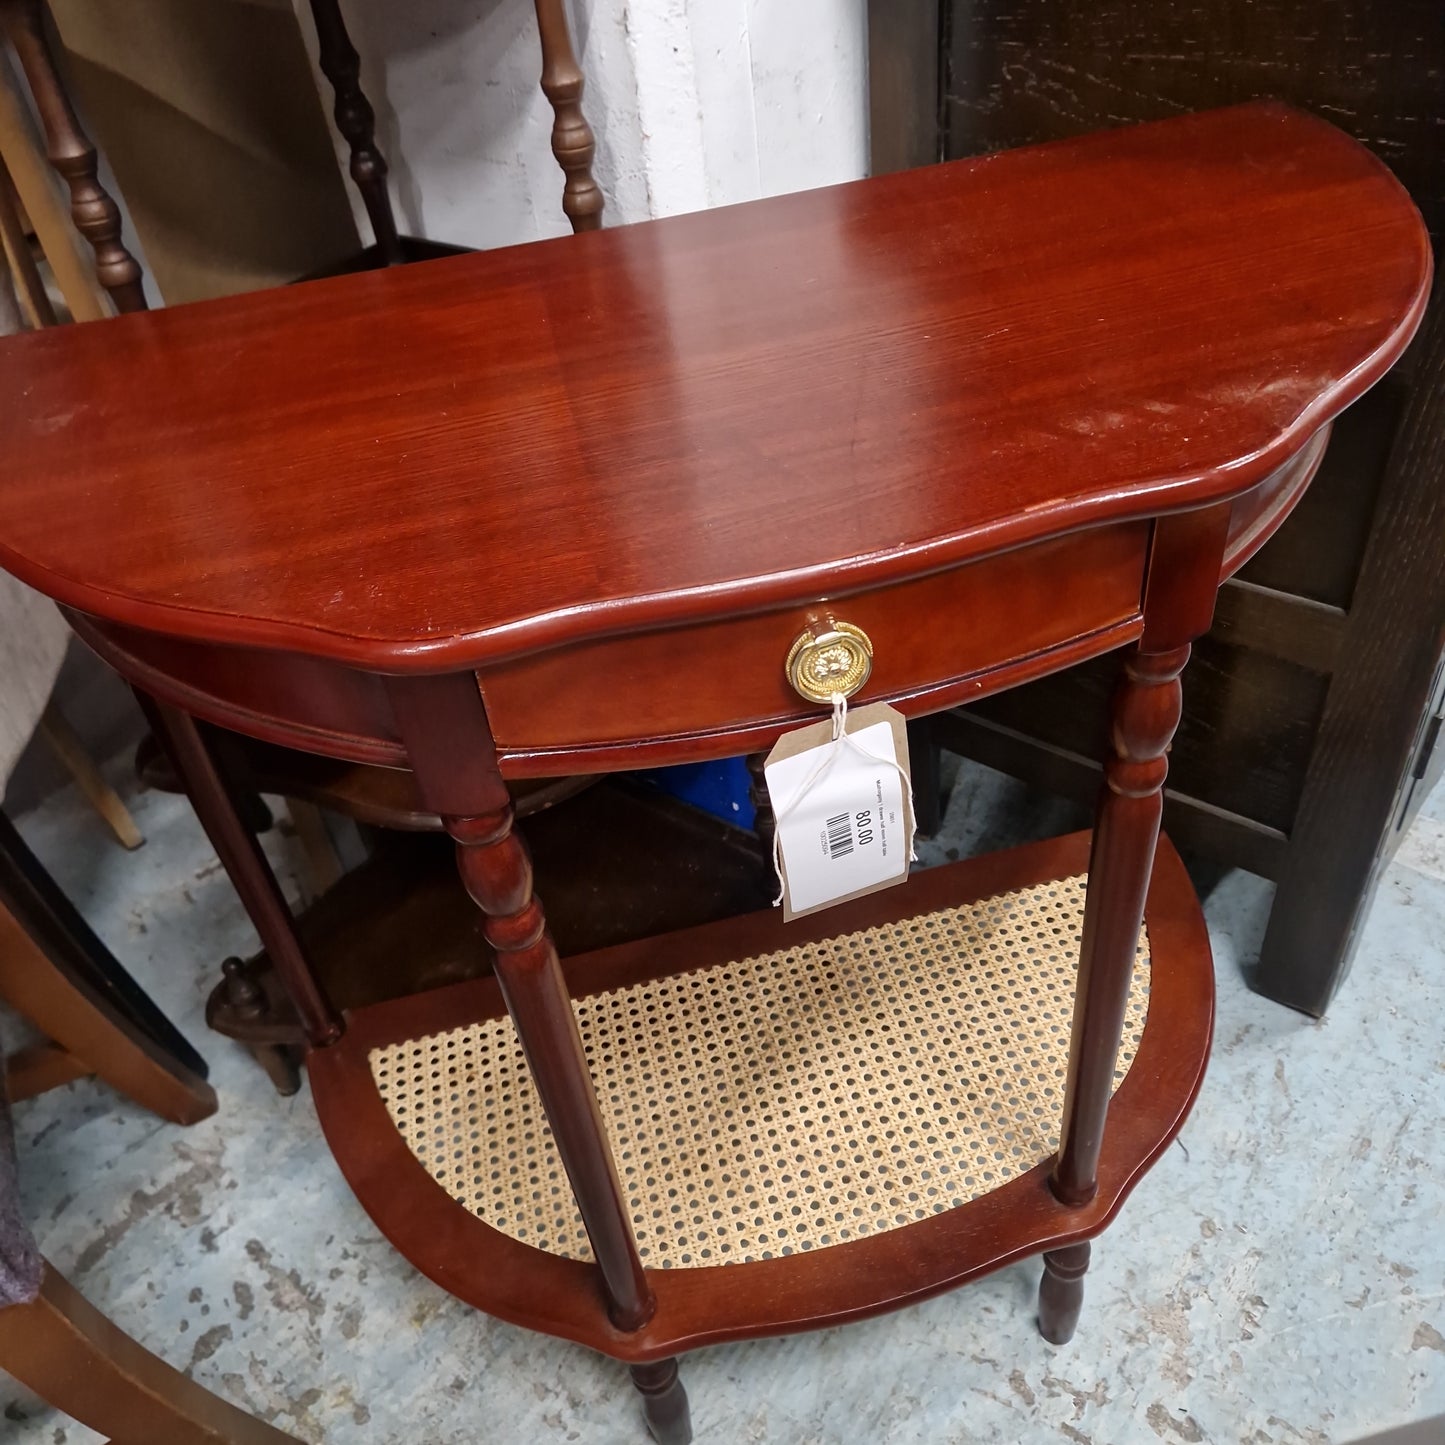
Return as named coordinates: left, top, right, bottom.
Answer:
left=765, top=711, right=912, bottom=919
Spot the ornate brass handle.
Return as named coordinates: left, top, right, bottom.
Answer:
left=785, top=620, right=874, bottom=704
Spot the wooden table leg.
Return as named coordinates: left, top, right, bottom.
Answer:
left=1051, top=641, right=1189, bottom=1207
left=1038, top=1241, right=1091, bottom=1345
left=1043, top=505, right=1229, bottom=1340
left=1036, top=642, right=1187, bottom=1336
left=630, top=1357, right=693, bottom=1445
left=387, top=674, right=683, bottom=1429
left=387, top=676, right=652, bottom=1321
left=136, top=694, right=342, bottom=1048
left=450, top=801, right=655, bottom=1330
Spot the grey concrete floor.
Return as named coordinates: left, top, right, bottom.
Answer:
left=4, top=758, right=1444, bottom=1445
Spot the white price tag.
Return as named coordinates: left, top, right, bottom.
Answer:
left=764, top=702, right=914, bottom=921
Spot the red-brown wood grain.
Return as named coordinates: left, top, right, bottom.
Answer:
left=0, top=104, right=1428, bottom=672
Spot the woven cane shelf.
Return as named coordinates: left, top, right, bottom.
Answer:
left=309, top=830, right=1213, bottom=1360
left=370, top=873, right=1150, bottom=1269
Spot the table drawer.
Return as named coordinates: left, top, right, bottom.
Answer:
left=480, top=523, right=1149, bottom=763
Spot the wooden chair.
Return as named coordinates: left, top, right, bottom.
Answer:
left=0, top=88, right=145, bottom=850
left=0, top=1, right=137, bottom=319
left=0, top=204, right=205, bottom=1121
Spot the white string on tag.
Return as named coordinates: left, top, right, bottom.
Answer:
left=770, top=692, right=918, bottom=906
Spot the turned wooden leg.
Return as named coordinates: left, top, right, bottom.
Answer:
left=136, top=695, right=341, bottom=1048
left=307, top=0, right=404, bottom=265
left=1038, top=1241, right=1090, bottom=1345
left=630, top=1358, right=692, bottom=1445
left=0, top=0, right=148, bottom=312
left=533, top=0, right=604, bottom=232
left=387, top=675, right=652, bottom=1331
left=1052, top=643, right=1190, bottom=1206
left=450, top=803, right=654, bottom=1329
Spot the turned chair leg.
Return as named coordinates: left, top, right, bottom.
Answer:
left=0, top=0, right=149, bottom=313
left=1038, top=1241, right=1091, bottom=1345
left=630, top=1358, right=692, bottom=1445
left=306, top=0, right=404, bottom=265
left=532, top=0, right=604, bottom=232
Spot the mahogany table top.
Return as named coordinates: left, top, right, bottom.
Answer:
left=0, top=102, right=1428, bottom=670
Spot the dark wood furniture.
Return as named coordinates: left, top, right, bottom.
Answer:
left=0, top=0, right=147, bottom=312
left=870, top=0, right=1445, bottom=1015
left=5, top=0, right=602, bottom=291
left=0, top=105, right=1426, bottom=1441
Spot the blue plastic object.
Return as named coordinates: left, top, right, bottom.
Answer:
left=638, top=755, right=756, bottom=830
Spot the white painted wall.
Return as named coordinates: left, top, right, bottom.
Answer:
left=294, top=0, right=868, bottom=250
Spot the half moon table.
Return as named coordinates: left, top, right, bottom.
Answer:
left=0, top=102, right=1429, bottom=1443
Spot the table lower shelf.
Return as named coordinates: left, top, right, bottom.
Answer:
left=308, top=830, right=1213, bottom=1361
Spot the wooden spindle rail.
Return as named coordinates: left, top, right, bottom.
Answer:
left=0, top=0, right=146, bottom=311
left=533, top=0, right=603, bottom=232
left=306, top=0, right=404, bottom=266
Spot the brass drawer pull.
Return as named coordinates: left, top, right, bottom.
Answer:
left=785, top=621, right=874, bottom=703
